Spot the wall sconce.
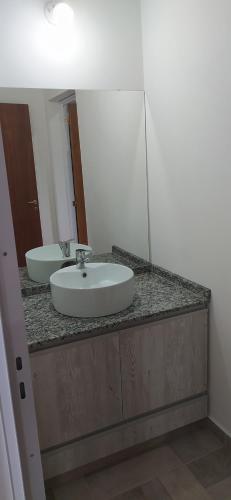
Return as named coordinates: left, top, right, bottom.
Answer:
left=45, top=1, right=74, bottom=28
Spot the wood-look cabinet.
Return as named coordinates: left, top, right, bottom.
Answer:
left=30, top=310, right=208, bottom=451
left=119, top=309, right=208, bottom=419
left=31, top=334, right=123, bottom=450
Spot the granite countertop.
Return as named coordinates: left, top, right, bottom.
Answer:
left=21, top=247, right=211, bottom=353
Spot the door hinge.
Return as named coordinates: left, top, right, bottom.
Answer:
left=16, top=357, right=23, bottom=371
left=19, top=382, right=26, bottom=400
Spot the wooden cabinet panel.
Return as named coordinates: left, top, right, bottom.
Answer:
left=31, top=334, right=122, bottom=450
left=120, top=310, right=208, bottom=419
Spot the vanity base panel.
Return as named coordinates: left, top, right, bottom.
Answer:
left=42, top=394, right=207, bottom=480
left=31, top=333, right=123, bottom=449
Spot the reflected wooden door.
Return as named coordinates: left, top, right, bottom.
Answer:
left=0, top=104, right=43, bottom=266
left=68, top=102, right=88, bottom=244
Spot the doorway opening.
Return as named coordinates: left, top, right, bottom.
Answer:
left=0, top=92, right=88, bottom=268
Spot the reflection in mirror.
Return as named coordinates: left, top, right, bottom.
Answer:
left=0, top=88, right=150, bottom=281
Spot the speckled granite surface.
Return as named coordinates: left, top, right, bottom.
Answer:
left=20, top=247, right=151, bottom=297
left=114, top=246, right=211, bottom=301
left=19, top=268, right=50, bottom=296
left=24, top=255, right=210, bottom=353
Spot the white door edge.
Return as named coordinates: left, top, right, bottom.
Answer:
left=0, top=127, right=46, bottom=500
left=0, top=313, right=25, bottom=500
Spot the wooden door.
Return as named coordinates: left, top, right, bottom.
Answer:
left=68, top=102, right=88, bottom=244
left=0, top=104, right=43, bottom=267
left=31, top=334, right=123, bottom=450
left=119, top=310, right=208, bottom=419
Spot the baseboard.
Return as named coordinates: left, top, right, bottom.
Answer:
left=207, top=416, right=231, bottom=444
left=43, top=394, right=207, bottom=482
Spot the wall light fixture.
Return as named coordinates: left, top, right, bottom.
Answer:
left=45, top=1, right=74, bottom=28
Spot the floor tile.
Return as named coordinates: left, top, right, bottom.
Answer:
left=113, top=487, right=144, bottom=500
left=170, top=427, right=223, bottom=464
left=208, top=475, right=231, bottom=500
left=188, top=445, right=231, bottom=488
left=46, top=489, right=55, bottom=500
left=87, top=446, right=182, bottom=498
left=159, top=464, right=211, bottom=500
left=114, top=478, right=172, bottom=499
left=53, top=477, right=98, bottom=500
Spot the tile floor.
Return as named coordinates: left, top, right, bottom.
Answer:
left=47, top=422, right=231, bottom=500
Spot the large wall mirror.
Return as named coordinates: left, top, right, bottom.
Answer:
left=0, top=88, right=150, bottom=270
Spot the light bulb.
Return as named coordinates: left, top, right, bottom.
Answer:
left=45, top=1, right=74, bottom=28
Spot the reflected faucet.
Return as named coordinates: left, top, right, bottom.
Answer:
left=58, top=239, right=73, bottom=258
left=76, top=249, right=92, bottom=269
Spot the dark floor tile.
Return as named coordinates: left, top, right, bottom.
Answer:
left=114, top=478, right=172, bottom=499
left=170, top=427, right=223, bottom=464
left=113, top=487, right=145, bottom=500
left=188, top=445, right=231, bottom=488
left=208, top=475, right=231, bottom=500
left=46, top=488, right=55, bottom=500
left=141, top=479, right=172, bottom=499
left=87, top=446, right=181, bottom=498
left=53, top=477, right=98, bottom=500
left=159, top=464, right=211, bottom=500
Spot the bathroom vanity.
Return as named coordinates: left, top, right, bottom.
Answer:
left=21, top=247, right=210, bottom=480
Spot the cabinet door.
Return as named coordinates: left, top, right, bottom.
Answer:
left=31, top=334, right=122, bottom=450
left=120, top=310, right=208, bottom=419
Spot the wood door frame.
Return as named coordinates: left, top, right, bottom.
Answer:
left=68, top=102, right=88, bottom=244
left=0, top=129, right=46, bottom=500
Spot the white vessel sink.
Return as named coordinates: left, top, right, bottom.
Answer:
left=50, top=263, right=134, bottom=317
left=26, top=243, right=92, bottom=283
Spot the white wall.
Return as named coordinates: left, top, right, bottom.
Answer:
left=77, top=90, right=149, bottom=259
left=0, top=88, right=57, bottom=244
left=142, top=0, right=231, bottom=435
left=0, top=0, right=143, bottom=90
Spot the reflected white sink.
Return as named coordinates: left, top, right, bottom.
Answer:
left=50, top=263, right=134, bottom=317
left=26, top=243, right=92, bottom=283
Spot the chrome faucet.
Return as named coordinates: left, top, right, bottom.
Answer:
left=58, top=239, right=73, bottom=258
left=76, top=248, right=92, bottom=269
